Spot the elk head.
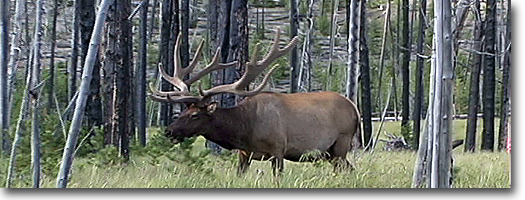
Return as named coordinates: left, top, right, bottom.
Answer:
left=149, top=29, right=299, bottom=143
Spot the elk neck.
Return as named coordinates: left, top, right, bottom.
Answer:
left=200, top=105, right=253, bottom=150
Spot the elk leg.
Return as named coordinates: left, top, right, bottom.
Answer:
left=271, top=156, right=284, bottom=176
left=330, top=135, right=355, bottom=172
left=238, top=150, right=252, bottom=175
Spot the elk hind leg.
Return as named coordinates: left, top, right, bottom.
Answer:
left=330, top=135, right=355, bottom=172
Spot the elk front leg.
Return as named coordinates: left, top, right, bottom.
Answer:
left=271, top=156, right=284, bottom=176
left=238, top=150, right=252, bottom=175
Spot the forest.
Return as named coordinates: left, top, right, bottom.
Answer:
left=0, top=0, right=511, bottom=188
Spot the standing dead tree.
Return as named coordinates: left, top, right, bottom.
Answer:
left=0, top=0, right=10, bottom=154
left=412, top=0, right=454, bottom=188
left=346, top=0, right=358, bottom=103
left=56, top=0, right=113, bottom=188
left=6, top=0, right=27, bottom=135
left=30, top=0, right=46, bottom=188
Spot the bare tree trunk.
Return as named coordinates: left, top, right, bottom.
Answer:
left=7, top=0, right=27, bottom=138
left=138, top=0, right=148, bottom=146
left=481, top=0, right=496, bottom=151
left=69, top=0, right=81, bottom=104
left=6, top=50, right=32, bottom=188
left=103, top=1, right=116, bottom=145
left=326, top=0, right=337, bottom=91
left=298, top=0, right=315, bottom=92
left=181, top=0, right=190, bottom=71
left=0, top=0, right=10, bottom=154
left=400, top=0, right=410, bottom=128
left=82, top=0, right=103, bottom=127
left=465, top=0, right=482, bottom=152
left=413, top=0, right=427, bottom=150
left=498, top=0, right=510, bottom=151
left=375, top=0, right=390, bottom=110
left=359, top=0, right=372, bottom=150
left=159, top=0, right=173, bottom=126
left=429, top=0, right=453, bottom=188
left=346, top=0, right=358, bottom=102
left=206, top=0, right=222, bottom=153
left=228, top=0, right=248, bottom=95
left=289, top=0, right=299, bottom=93
left=112, top=0, right=132, bottom=162
left=149, top=0, right=157, bottom=41
left=56, top=0, right=113, bottom=188
left=30, top=0, right=46, bottom=188
left=47, top=0, right=58, bottom=111
left=159, top=0, right=178, bottom=127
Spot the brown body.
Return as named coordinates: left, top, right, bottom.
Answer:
left=167, top=91, right=361, bottom=174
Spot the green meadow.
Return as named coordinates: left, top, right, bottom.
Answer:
left=3, top=119, right=511, bottom=188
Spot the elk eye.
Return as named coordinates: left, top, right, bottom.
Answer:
left=190, top=113, right=199, bottom=120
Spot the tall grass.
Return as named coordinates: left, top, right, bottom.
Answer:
left=2, top=120, right=510, bottom=188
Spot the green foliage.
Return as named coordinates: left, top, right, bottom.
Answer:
left=314, top=60, right=346, bottom=93
left=317, top=15, right=331, bottom=36
left=400, top=123, right=413, bottom=148
left=86, top=146, right=123, bottom=167
left=131, top=129, right=212, bottom=172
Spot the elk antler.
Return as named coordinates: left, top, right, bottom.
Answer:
left=149, top=28, right=299, bottom=103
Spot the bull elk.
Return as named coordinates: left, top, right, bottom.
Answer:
left=149, top=29, right=361, bottom=175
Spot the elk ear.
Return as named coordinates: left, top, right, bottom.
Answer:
left=207, top=102, right=218, bottom=114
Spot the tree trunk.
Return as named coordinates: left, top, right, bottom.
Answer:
left=56, top=0, right=113, bottom=188
left=400, top=0, right=410, bottom=128
left=346, top=0, right=358, bottom=103
left=6, top=0, right=27, bottom=147
left=298, top=0, right=315, bottom=92
left=326, top=0, right=338, bottom=91
left=206, top=0, right=223, bottom=153
left=103, top=1, right=116, bottom=145
left=6, top=61, right=32, bottom=188
left=413, top=0, right=427, bottom=150
left=110, top=0, right=132, bottom=162
left=81, top=0, right=103, bottom=127
left=159, top=0, right=178, bottom=127
left=289, top=0, right=298, bottom=93
left=138, top=0, right=149, bottom=146
left=227, top=0, right=248, bottom=101
left=159, top=0, right=171, bottom=127
left=0, top=0, right=10, bottom=154
left=498, top=0, right=510, bottom=151
left=46, top=0, right=59, bottom=111
left=30, top=0, right=46, bottom=188
left=69, top=0, right=81, bottom=104
left=149, top=0, right=157, bottom=41
left=359, top=0, right=372, bottom=150
left=481, top=0, right=496, bottom=151
left=464, top=0, right=482, bottom=152
left=375, top=0, right=390, bottom=112
left=430, top=0, right=453, bottom=187
left=181, top=0, right=190, bottom=73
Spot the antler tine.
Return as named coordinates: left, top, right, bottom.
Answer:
left=185, top=47, right=238, bottom=85
left=258, top=34, right=299, bottom=67
left=182, top=40, right=205, bottom=76
left=157, top=63, right=190, bottom=95
left=150, top=28, right=297, bottom=104
left=148, top=93, right=201, bottom=103
left=173, top=34, right=183, bottom=78
left=200, top=28, right=298, bottom=97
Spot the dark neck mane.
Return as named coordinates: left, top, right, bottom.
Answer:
left=200, top=105, right=252, bottom=150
